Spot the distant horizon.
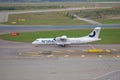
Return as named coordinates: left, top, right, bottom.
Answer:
left=0, top=0, right=120, bottom=2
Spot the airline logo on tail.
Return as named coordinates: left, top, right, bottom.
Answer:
left=89, top=31, right=96, bottom=37
left=88, top=27, right=101, bottom=38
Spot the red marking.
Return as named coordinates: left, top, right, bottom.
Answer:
left=11, top=32, right=19, bottom=36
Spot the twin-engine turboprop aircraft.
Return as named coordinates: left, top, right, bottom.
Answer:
left=32, top=27, right=101, bottom=47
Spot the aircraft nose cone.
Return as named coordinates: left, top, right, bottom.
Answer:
left=32, top=41, right=36, bottom=44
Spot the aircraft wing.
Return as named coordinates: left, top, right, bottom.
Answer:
left=55, top=42, right=71, bottom=47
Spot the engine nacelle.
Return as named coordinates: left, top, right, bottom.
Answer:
left=54, top=35, right=67, bottom=41
left=57, top=44, right=66, bottom=47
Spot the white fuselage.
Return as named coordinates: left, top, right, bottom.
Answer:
left=32, top=37, right=100, bottom=45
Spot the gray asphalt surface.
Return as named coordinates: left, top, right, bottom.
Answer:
left=0, top=39, right=120, bottom=58
left=0, top=24, right=120, bottom=34
left=0, top=25, right=120, bottom=80
left=0, top=57, right=120, bottom=80
left=0, top=38, right=120, bottom=80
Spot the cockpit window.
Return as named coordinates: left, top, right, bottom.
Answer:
left=36, top=40, right=39, bottom=41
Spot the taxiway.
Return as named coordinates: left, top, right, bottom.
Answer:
left=0, top=25, right=120, bottom=80
left=0, top=39, right=120, bottom=80
left=0, top=24, right=120, bottom=34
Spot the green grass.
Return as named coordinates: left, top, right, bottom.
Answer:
left=3, top=8, right=120, bottom=25
left=4, top=12, right=89, bottom=25
left=0, top=2, right=120, bottom=8
left=0, top=6, right=61, bottom=11
left=74, top=8, right=120, bottom=24
left=0, top=28, right=120, bottom=44
left=95, top=19, right=120, bottom=24
left=92, top=28, right=120, bottom=44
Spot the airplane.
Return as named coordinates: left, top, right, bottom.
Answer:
left=32, top=27, right=101, bottom=47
